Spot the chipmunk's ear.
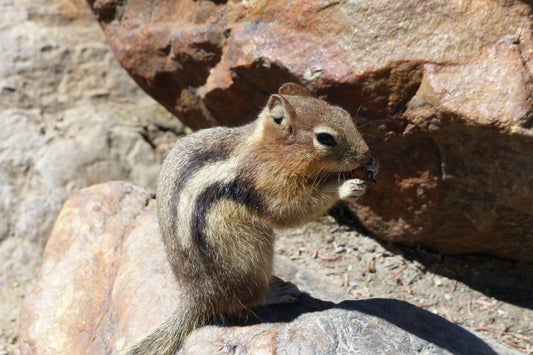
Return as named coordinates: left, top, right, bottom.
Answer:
left=278, top=82, right=312, bottom=97
left=267, top=94, right=294, bottom=132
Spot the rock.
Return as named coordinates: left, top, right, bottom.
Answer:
left=87, top=0, right=533, bottom=261
left=85, top=0, right=531, bottom=128
left=0, top=0, right=177, bottom=260
left=0, top=100, right=161, bottom=301
left=19, top=182, right=518, bottom=355
left=19, top=182, right=169, bottom=355
left=0, top=1, right=181, bottom=351
left=352, top=37, right=533, bottom=259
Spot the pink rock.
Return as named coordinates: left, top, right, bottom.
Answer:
left=353, top=37, right=533, bottom=259
left=19, top=182, right=177, bottom=354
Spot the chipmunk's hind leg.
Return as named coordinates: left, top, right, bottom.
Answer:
left=263, top=276, right=303, bottom=306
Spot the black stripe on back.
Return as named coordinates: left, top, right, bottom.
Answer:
left=169, top=148, right=231, bottom=235
left=192, top=177, right=264, bottom=257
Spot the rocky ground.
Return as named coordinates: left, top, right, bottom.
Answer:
left=0, top=1, right=531, bottom=354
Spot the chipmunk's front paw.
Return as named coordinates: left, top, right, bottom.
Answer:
left=339, top=178, right=368, bottom=200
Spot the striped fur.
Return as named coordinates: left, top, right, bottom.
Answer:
left=126, top=83, right=373, bottom=355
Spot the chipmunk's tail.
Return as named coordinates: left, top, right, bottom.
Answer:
left=125, top=303, right=202, bottom=355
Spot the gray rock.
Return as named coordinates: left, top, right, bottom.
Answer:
left=181, top=298, right=517, bottom=354
left=0, top=0, right=177, bottom=284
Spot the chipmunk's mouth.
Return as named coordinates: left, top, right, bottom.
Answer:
left=333, top=158, right=378, bottom=183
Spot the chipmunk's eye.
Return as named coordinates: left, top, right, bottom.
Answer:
left=316, top=133, right=337, bottom=147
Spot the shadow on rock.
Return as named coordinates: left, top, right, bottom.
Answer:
left=247, top=294, right=500, bottom=355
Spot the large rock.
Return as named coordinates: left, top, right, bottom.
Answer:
left=86, top=0, right=533, bottom=261
left=354, top=37, right=533, bottom=258
left=19, top=182, right=518, bottom=355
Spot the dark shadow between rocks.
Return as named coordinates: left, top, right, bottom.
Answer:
left=231, top=293, right=499, bottom=355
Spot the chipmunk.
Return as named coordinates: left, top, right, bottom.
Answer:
left=126, top=83, right=377, bottom=354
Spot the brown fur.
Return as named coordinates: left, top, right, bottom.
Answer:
left=125, top=83, right=374, bottom=354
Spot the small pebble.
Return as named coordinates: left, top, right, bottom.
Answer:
left=433, top=278, right=443, bottom=287
left=444, top=293, right=451, bottom=301
left=335, top=246, right=346, bottom=254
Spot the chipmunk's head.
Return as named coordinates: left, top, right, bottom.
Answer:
left=257, top=83, right=375, bottom=182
